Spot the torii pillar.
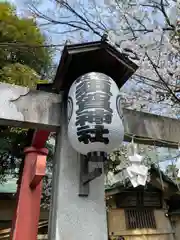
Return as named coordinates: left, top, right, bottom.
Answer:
left=10, top=130, right=50, bottom=240
left=47, top=40, right=138, bottom=239
left=48, top=106, right=108, bottom=239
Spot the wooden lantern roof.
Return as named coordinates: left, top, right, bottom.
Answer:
left=52, top=40, right=138, bottom=93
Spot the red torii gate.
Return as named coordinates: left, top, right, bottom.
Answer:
left=10, top=82, right=54, bottom=240
left=10, top=130, right=50, bottom=240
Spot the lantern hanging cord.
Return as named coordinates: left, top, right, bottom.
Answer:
left=125, top=133, right=180, bottom=148
left=124, top=134, right=180, bottom=164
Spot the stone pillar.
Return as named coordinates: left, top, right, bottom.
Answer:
left=10, top=147, right=48, bottom=240
left=48, top=109, right=108, bottom=240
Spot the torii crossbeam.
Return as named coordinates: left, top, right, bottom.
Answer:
left=0, top=82, right=178, bottom=147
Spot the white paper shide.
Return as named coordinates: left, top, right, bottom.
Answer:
left=126, top=143, right=148, bottom=187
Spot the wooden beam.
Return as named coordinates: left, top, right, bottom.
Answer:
left=30, top=153, right=47, bottom=189
left=0, top=82, right=179, bottom=147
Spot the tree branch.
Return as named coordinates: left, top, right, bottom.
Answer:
left=55, top=0, right=102, bottom=37
left=145, top=52, right=180, bottom=103
left=123, top=27, right=173, bottom=33
left=30, top=4, right=89, bottom=32
left=160, top=0, right=174, bottom=28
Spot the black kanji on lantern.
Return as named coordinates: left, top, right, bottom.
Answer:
left=75, top=76, right=113, bottom=144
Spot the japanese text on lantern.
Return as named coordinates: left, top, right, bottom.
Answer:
left=75, top=78, right=113, bottom=144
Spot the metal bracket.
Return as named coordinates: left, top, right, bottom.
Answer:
left=79, top=155, right=102, bottom=197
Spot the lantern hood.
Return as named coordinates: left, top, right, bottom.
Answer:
left=52, top=40, right=138, bottom=94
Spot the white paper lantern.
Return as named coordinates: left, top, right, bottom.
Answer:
left=67, top=72, right=124, bottom=155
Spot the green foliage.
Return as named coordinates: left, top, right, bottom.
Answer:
left=0, top=63, right=40, bottom=88
left=0, top=127, right=29, bottom=182
left=0, top=2, right=52, bottom=78
left=0, top=2, right=53, bottom=184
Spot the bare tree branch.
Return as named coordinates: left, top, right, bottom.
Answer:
left=145, top=52, right=180, bottom=103
left=30, top=4, right=90, bottom=32
left=22, top=0, right=179, bottom=112
left=55, top=0, right=102, bottom=37
left=160, top=0, right=174, bottom=28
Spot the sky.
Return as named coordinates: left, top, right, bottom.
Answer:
left=4, top=0, right=20, bottom=6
